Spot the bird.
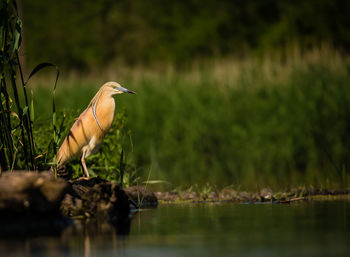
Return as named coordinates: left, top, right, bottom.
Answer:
left=54, top=81, right=136, bottom=178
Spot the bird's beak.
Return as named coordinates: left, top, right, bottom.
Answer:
left=117, top=85, right=136, bottom=94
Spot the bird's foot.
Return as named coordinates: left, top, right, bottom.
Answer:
left=77, top=176, right=90, bottom=180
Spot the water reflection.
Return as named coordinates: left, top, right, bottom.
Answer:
left=0, top=214, right=132, bottom=257
left=1, top=201, right=350, bottom=257
left=61, top=218, right=131, bottom=257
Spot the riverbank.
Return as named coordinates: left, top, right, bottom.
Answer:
left=1, top=170, right=350, bottom=237
left=154, top=187, right=350, bottom=204
left=1, top=171, right=349, bottom=213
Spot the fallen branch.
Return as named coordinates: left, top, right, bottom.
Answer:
left=279, top=197, right=306, bottom=204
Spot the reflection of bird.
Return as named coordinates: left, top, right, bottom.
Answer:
left=55, top=81, right=136, bottom=178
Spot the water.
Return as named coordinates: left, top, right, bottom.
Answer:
left=1, top=201, right=350, bottom=257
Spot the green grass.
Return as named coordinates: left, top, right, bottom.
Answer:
left=1, top=1, right=60, bottom=172
left=31, top=51, right=350, bottom=190
left=0, top=1, right=36, bottom=171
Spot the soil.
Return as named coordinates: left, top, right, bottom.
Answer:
left=154, top=187, right=350, bottom=203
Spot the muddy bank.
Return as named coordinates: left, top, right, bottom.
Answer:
left=154, top=187, right=350, bottom=203
left=1, top=171, right=349, bottom=221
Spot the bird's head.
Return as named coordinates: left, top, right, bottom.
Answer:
left=103, top=81, right=136, bottom=95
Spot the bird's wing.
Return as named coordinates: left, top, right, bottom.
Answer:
left=57, top=107, right=101, bottom=164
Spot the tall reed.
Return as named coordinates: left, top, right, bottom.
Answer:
left=0, top=0, right=59, bottom=172
left=0, top=0, right=34, bottom=170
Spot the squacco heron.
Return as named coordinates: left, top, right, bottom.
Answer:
left=55, top=81, right=136, bottom=178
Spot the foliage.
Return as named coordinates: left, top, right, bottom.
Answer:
left=22, top=0, right=350, bottom=70
left=14, top=0, right=350, bottom=188
left=0, top=0, right=35, bottom=170
left=126, top=63, right=350, bottom=190
left=0, top=1, right=149, bottom=187
left=32, top=51, right=350, bottom=190
left=0, top=1, right=60, bottom=172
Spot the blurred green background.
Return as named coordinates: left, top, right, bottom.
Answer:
left=19, top=0, right=350, bottom=190
left=22, top=0, right=350, bottom=70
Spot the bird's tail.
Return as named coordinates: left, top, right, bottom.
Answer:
left=50, top=144, right=70, bottom=180
left=51, top=135, right=75, bottom=180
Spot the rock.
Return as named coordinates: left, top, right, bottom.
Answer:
left=237, top=191, right=251, bottom=201
left=154, top=191, right=180, bottom=201
left=329, top=189, right=348, bottom=195
left=260, top=188, right=274, bottom=201
left=0, top=172, right=137, bottom=236
left=0, top=171, right=68, bottom=217
left=251, top=193, right=261, bottom=202
left=180, top=190, right=199, bottom=200
left=219, top=189, right=237, bottom=200
left=124, top=186, right=158, bottom=207
left=0, top=171, right=69, bottom=236
left=60, top=177, right=130, bottom=221
left=273, top=192, right=288, bottom=200
left=207, top=192, right=219, bottom=200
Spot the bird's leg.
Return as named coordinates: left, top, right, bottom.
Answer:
left=81, top=150, right=90, bottom=178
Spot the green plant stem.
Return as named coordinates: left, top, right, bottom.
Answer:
left=16, top=52, right=35, bottom=169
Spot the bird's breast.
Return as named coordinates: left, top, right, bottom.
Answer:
left=95, top=96, right=116, bottom=133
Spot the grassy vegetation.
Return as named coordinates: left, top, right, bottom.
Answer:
left=22, top=0, right=350, bottom=70
left=3, top=1, right=349, bottom=193
left=0, top=0, right=36, bottom=171
left=0, top=1, right=59, bottom=172
left=31, top=48, right=350, bottom=190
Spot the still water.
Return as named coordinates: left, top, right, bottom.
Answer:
left=1, top=200, right=350, bottom=257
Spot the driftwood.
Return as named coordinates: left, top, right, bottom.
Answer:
left=279, top=197, right=307, bottom=204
